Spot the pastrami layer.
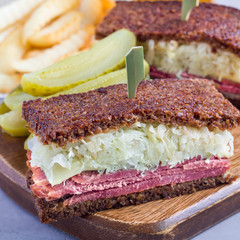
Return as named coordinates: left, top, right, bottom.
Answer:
left=28, top=172, right=233, bottom=223
left=28, top=153, right=231, bottom=204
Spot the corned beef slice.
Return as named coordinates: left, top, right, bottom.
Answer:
left=150, top=66, right=240, bottom=95
left=28, top=151, right=230, bottom=206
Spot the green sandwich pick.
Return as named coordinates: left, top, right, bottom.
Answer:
left=126, top=46, right=144, bottom=99
left=181, top=0, right=199, bottom=21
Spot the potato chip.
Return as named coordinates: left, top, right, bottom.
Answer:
left=29, top=11, right=82, bottom=48
left=0, top=0, right=44, bottom=32
left=14, top=26, right=94, bottom=73
left=0, top=26, right=25, bottom=73
left=23, top=0, right=79, bottom=44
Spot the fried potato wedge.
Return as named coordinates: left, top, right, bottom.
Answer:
left=15, top=26, right=94, bottom=73
left=23, top=49, right=42, bottom=59
left=0, top=25, right=15, bottom=44
left=101, top=0, right=116, bottom=15
left=0, top=26, right=25, bottom=73
left=80, top=0, right=103, bottom=26
left=29, top=11, right=82, bottom=48
left=23, top=0, right=79, bottom=43
left=0, top=0, right=44, bottom=32
left=0, top=73, right=21, bottom=93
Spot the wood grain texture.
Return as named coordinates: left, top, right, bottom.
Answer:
left=0, top=127, right=239, bottom=240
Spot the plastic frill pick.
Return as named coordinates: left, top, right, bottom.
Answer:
left=181, top=0, right=199, bottom=21
left=126, top=46, right=145, bottom=99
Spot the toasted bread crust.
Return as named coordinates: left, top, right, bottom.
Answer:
left=25, top=169, right=233, bottom=223
left=149, top=67, right=240, bottom=108
left=96, top=1, right=240, bottom=56
left=22, top=78, right=240, bottom=147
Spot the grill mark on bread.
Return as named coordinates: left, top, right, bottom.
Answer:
left=96, top=1, right=240, bottom=56
left=22, top=78, right=240, bottom=147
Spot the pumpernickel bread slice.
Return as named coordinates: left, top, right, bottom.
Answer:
left=22, top=78, right=240, bottom=147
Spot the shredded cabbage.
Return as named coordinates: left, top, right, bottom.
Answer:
left=143, top=40, right=240, bottom=83
left=28, top=123, right=234, bottom=186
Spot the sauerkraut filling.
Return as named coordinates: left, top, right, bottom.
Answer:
left=142, top=40, right=240, bottom=84
left=28, top=123, right=233, bottom=186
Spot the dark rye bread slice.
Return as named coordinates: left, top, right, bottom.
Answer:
left=22, top=78, right=240, bottom=147
left=26, top=170, right=234, bottom=223
left=149, top=68, right=240, bottom=109
left=96, top=1, right=240, bottom=56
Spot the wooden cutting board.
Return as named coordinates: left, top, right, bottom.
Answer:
left=0, top=127, right=240, bottom=240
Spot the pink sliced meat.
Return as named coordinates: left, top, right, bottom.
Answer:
left=149, top=66, right=240, bottom=95
left=64, top=167, right=226, bottom=206
left=218, top=84, right=240, bottom=95
left=28, top=151, right=231, bottom=205
left=72, top=168, right=139, bottom=185
left=150, top=66, right=177, bottom=79
left=31, top=167, right=50, bottom=187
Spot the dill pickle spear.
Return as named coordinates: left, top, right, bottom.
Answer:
left=0, top=107, right=29, bottom=137
left=21, top=29, right=136, bottom=96
left=50, top=60, right=150, bottom=97
left=50, top=68, right=127, bottom=97
left=4, top=85, right=37, bottom=110
left=0, top=102, right=11, bottom=114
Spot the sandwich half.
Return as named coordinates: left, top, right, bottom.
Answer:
left=22, top=78, right=240, bottom=223
left=96, top=1, right=240, bottom=107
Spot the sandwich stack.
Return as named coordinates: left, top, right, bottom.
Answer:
left=22, top=78, right=240, bottom=222
left=96, top=1, right=240, bottom=107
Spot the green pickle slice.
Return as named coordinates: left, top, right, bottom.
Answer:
left=0, top=107, right=29, bottom=137
left=51, top=68, right=127, bottom=96
left=51, top=60, right=150, bottom=97
left=4, top=85, right=37, bottom=110
left=21, top=29, right=136, bottom=96
left=0, top=102, right=11, bottom=114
